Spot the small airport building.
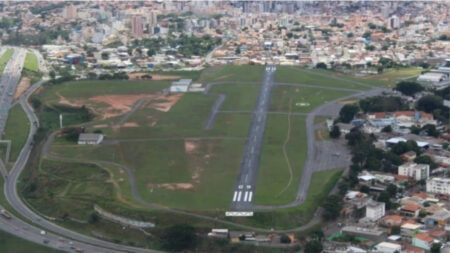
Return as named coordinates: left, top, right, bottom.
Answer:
left=170, top=79, right=193, bottom=93
left=78, top=133, right=104, bottom=145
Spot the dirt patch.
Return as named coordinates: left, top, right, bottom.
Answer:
left=57, top=92, right=83, bottom=107
left=339, top=99, right=358, bottom=105
left=148, top=94, right=183, bottom=112
left=93, top=124, right=108, bottom=128
left=184, top=140, right=199, bottom=153
left=106, top=178, right=140, bottom=208
left=123, top=122, right=139, bottom=127
left=148, top=183, right=194, bottom=191
left=317, top=130, right=324, bottom=140
left=128, top=72, right=180, bottom=80
left=14, top=77, right=31, bottom=99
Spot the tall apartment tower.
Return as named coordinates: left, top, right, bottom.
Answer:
left=64, top=4, right=77, bottom=20
left=131, top=15, right=144, bottom=38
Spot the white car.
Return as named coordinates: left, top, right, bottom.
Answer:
left=40, top=230, right=46, bottom=235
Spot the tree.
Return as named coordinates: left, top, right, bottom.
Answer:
left=329, top=125, right=341, bottom=138
left=360, top=185, right=370, bottom=193
left=417, top=95, right=443, bottom=113
left=162, top=224, right=197, bottom=251
left=421, top=124, right=439, bottom=137
left=339, top=104, right=359, bottom=123
left=381, top=125, right=392, bottom=133
left=390, top=226, right=400, bottom=235
left=322, top=195, right=342, bottom=221
left=395, top=81, right=424, bottom=96
left=280, top=234, right=291, bottom=244
left=345, top=131, right=365, bottom=146
left=88, top=212, right=100, bottom=224
left=87, top=72, right=97, bottom=80
left=386, top=184, right=398, bottom=197
left=316, top=62, right=327, bottom=69
left=431, top=243, right=442, bottom=253
left=101, top=52, right=109, bottom=60
left=49, top=70, right=56, bottom=80
left=305, top=240, right=323, bottom=253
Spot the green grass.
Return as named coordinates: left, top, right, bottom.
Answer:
left=39, top=79, right=172, bottom=104
left=23, top=52, right=39, bottom=72
left=275, top=67, right=370, bottom=90
left=357, top=67, right=423, bottom=88
left=270, top=86, right=354, bottom=113
left=49, top=138, right=245, bottom=210
left=209, top=83, right=260, bottom=111
left=197, top=65, right=264, bottom=83
left=234, top=169, right=343, bottom=229
left=254, top=115, right=307, bottom=205
left=1, top=104, right=30, bottom=166
left=0, top=230, right=62, bottom=253
left=0, top=49, right=13, bottom=73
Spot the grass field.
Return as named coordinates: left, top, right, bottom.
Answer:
left=197, top=65, right=264, bottom=83
left=0, top=49, right=13, bottom=74
left=270, top=86, right=353, bottom=113
left=23, top=52, right=39, bottom=72
left=357, top=67, right=423, bottom=87
left=275, top=67, right=370, bottom=90
left=209, top=83, right=260, bottom=111
left=1, top=104, right=30, bottom=167
left=254, top=115, right=307, bottom=205
left=0, top=230, right=62, bottom=253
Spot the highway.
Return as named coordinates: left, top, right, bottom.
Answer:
left=229, top=65, right=276, bottom=211
left=0, top=47, right=26, bottom=133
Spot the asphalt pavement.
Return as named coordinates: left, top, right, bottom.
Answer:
left=229, top=65, right=276, bottom=211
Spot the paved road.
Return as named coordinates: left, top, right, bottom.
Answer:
left=229, top=65, right=276, bottom=211
left=204, top=93, right=226, bottom=130
left=0, top=47, right=26, bottom=133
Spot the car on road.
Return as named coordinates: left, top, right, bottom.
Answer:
left=40, top=230, right=46, bottom=235
left=0, top=209, right=11, bottom=219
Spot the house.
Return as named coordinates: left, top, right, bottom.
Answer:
left=400, top=204, right=421, bottom=218
left=401, top=223, right=422, bottom=241
left=381, top=215, right=403, bottom=227
left=412, top=233, right=434, bottom=250
left=393, top=111, right=436, bottom=128
left=365, top=200, right=385, bottom=221
left=403, top=245, right=425, bottom=253
left=426, top=177, right=450, bottom=195
left=374, top=242, right=402, bottom=253
left=425, top=211, right=450, bottom=227
left=398, top=163, right=430, bottom=181
left=401, top=151, right=417, bottom=162
left=336, top=122, right=354, bottom=134
left=77, top=133, right=104, bottom=145
left=170, top=79, right=193, bottom=93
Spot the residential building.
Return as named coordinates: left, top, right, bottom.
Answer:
left=365, top=200, right=385, bottom=221
left=400, top=204, right=421, bottom=218
left=63, top=4, right=77, bottom=20
left=374, top=242, right=402, bottom=253
left=412, top=233, right=434, bottom=251
left=78, top=133, right=104, bottom=145
left=401, top=223, right=422, bottom=241
left=425, top=211, right=450, bottom=227
left=388, top=15, right=400, bottom=29
left=131, top=15, right=144, bottom=38
left=426, top=177, right=450, bottom=195
left=381, top=215, right=403, bottom=227
left=398, top=163, right=430, bottom=181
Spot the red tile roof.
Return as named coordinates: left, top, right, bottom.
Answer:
left=412, top=193, right=428, bottom=199
left=414, top=233, right=433, bottom=243
left=401, top=204, right=421, bottom=212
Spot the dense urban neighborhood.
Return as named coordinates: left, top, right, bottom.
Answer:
left=0, top=1, right=448, bottom=253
